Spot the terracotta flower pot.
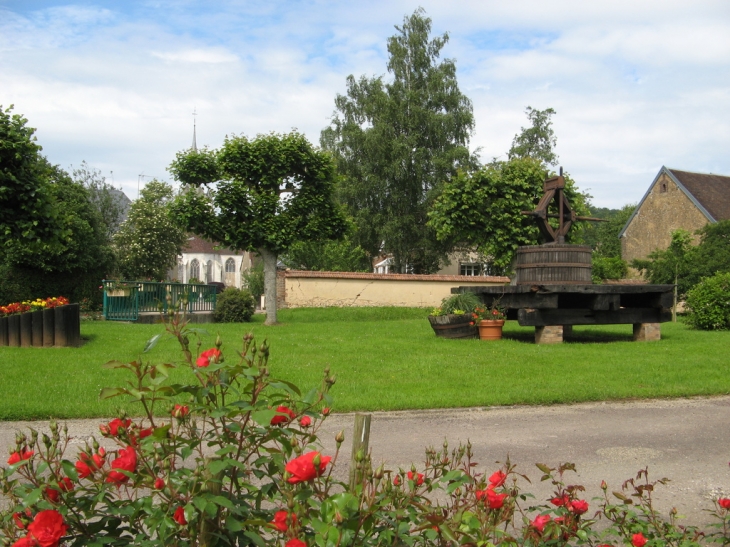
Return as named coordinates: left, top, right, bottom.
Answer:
left=478, top=319, right=505, bottom=341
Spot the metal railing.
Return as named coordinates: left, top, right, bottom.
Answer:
left=102, top=281, right=217, bottom=320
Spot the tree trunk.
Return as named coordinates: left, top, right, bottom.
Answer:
left=260, top=247, right=278, bottom=325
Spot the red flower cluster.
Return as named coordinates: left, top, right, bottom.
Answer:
left=407, top=471, right=424, bottom=486
left=105, top=446, right=137, bottom=485
left=45, top=478, right=73, bottom=503
left=531, top=514, right=551, bottom=533
left=12, top=510, right=67, bottom=547
left=285, top=452, right=331, bottom=484
left=271, top=405, right=296, bottom=426
left=196, top=348, right=221, bottom=367
left=75, top=448, right=105, bottom=479
left=99, top=418, right=131, bottom=437
left=0, top=296, right=69, bottom=317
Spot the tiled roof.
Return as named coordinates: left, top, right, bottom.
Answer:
left=183, top=235, right=241, bottom=255
left=283, top=270, right=510, bottom=283
left=668, top=169, right=730, bottom=222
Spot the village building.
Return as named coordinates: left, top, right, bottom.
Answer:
left=619, top=166, right=730, bottom=265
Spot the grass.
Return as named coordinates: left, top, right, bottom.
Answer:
left=0, top=307, right=728, bottom=420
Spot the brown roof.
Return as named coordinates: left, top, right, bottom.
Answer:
left=668, top=169, right=730, bottom=221
left=183, top=235, right=242, bottom=255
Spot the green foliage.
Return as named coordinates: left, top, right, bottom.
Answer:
left=683, top=220, right=730, bottom=288
left=241, top=263, right=264, bottom=301
left=0, top=105, right=65, bottom=260
left=428, top=157, right=588, bottom=270
left=439, top=291, right=481, bottom=315
left=321, top=9, right=477, bottom=273
left=169, top=130, right=347, bottom=324
left=583, top=204, right=636, bottom=259
left=114, top=180, right=186, bottom=281
left=632, top=229, right=693, bottom=294
left=281, top=235, right=371, bottom=272
left=214, top=287, right=255, bottom=323
left=508, top=106, right=559, bottom=166
left=72, top=161, right=127, bottom=241
left=592, top=256, right=629, bottom=283
left=685, top=272, right=730, bottom=330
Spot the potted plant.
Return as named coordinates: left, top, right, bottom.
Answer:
left=472, top=301, right=507, bottom=341
left=428, top=292, right=481, bottom=339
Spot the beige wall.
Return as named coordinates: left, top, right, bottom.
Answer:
left=622, top=172, right=708, bottom=265
left=281, top=271, right=509, bottom=308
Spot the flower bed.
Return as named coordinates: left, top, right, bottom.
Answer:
left=1, top=309, right=730, bottom=546
left=0, top=297, right=79, bottom=348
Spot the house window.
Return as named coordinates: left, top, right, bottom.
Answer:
left=460, top=263, right=482, bottom=276
left=189, top=259, right=200, bottom=281
left=225, top=258, right=236, bottom=273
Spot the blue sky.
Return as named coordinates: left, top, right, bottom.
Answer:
left=1, top=0, right=729, bottom=207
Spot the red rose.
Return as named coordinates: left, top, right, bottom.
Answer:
left=531, top=514, right=551, bottom=533
left=196, top=348, right=221, bottom=367
left=174, top=506, right=187, bottom=526
left=100, top=418, right=131, bottom=437
left=13, top=509, right=32, bottom=529
left=154, top=478, right=165, bottom=490
left=486, top=487, right=508, bottom=509
left=172, top=404, right=189, bottom=419
left=45, top=478, right=73, bottom=503
left=550, top=495, right=569, bottom=507
left=322, top=407, right=331, bottom=416
left=137, top=427, right=153, bottom=440
left=393, top=475, right=401, bottom=486
left=632, top=532, right=647, bottom=547
left=27, top=510, right=67, bottom=547
left=569, top=499, right=589, bottom=515
left=285, top=451, right=331, bottom=484
left=11, top=537, right=37, bottom=547
left=272, top=510, right=297, bottom=532
left=407, top=471, right=424, bottom=486
left=719, top=498, right=730, bottom=510
left=488, top=470, right=506, bottom=487
left=475, top=488, right=487, bottom=501
left=105, top=446, right=137, bottom=485
left=271, top=406, right=296, bottom=426
left=7, top=450, right=34, bottom=465
left=299, top=416, right=312, bottom=428
left=286, top=540, right=306, bottom=547
left=75, top=449, right=105, bottom=479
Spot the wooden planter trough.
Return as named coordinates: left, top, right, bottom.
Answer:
left=428, top=314, right=477, bottom=339
left=0, top=304, right=80, bottom=348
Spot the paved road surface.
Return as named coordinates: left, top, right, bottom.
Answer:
left=2, top=396, right=729, bottom=526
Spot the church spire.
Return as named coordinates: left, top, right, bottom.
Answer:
left=192, top=107, right=198, bottom=152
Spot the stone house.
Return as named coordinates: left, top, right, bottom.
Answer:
left=619, top=166, right=730, bottom=264
left=175, top=235, right=255, bottom=288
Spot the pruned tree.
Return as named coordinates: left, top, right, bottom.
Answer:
left=169, top=131, right=347, bottom=325
left=321, top=8, right=477, bottom=273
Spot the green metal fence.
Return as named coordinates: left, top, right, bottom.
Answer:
left=102, top=281, right=217, bottom=321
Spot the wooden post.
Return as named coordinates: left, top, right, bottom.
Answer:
left=349, top=413, right=371, bottom=490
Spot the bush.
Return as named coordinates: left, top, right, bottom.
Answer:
left=439, top=291, right=482, bottom=315
left=214, top=287, right=255, bottom=323
left=685, top=272, right=730, bottom=330
left=592, top=256, right=628, bottom=283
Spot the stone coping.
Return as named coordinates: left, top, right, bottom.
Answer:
left=282, top=270, right=510, bottom=283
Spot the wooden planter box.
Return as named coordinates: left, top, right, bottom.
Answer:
left=428, top=314, right=477, bottom=339
left=0, top=304, right=80, bottom=348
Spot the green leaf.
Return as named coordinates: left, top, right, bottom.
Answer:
left=99, top=387, right=125, bottom=400
left=143, top=334, right=162, bottom=353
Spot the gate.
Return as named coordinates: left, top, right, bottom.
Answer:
left=102, top=282, right=140, bottom=321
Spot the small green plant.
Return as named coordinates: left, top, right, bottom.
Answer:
left=214, top=287, right=255, bottom=323
left=592, top=256, right=628, bottom=283
left=685, top=272, right=730, bottom=330
left=438, top=291, right=481, bottom=315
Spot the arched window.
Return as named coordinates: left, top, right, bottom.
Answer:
left=225, top=258, right=236, bottom=273
left=206, top=260, right=213, bottom=282
left=189, top=259, right=200, bottom=281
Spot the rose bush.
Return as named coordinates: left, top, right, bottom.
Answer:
left=1, top=304, right=730, bottom=547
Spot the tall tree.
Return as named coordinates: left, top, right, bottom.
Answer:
left=72, top=161, right=127, bottom=241
left=321, top=9, right=477, bottom=273
left=114, top=180, right=186, bottom=281
left=508, top=106, right=559, bottom=166
left=428, top=157, right=588, bottom=272
left=169, top=131, right=347, bottom=325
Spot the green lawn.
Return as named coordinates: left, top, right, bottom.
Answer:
left=0, top=307, right=728, bottom=420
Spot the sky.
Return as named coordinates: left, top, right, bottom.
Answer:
left=1, top=0, right=729, bottom=208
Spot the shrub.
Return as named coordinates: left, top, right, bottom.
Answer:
left=592, top=256, right=628, bottom=283
left=685, top=272, right=730, bottom=330
left=214, top=287, right=255, bottom=323
left=439, top=291, right=481, bottom=315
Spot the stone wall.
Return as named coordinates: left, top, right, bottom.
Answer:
left=621, top=172, right=708, bottom=266
left=278, top=270, right=509, bottom=308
